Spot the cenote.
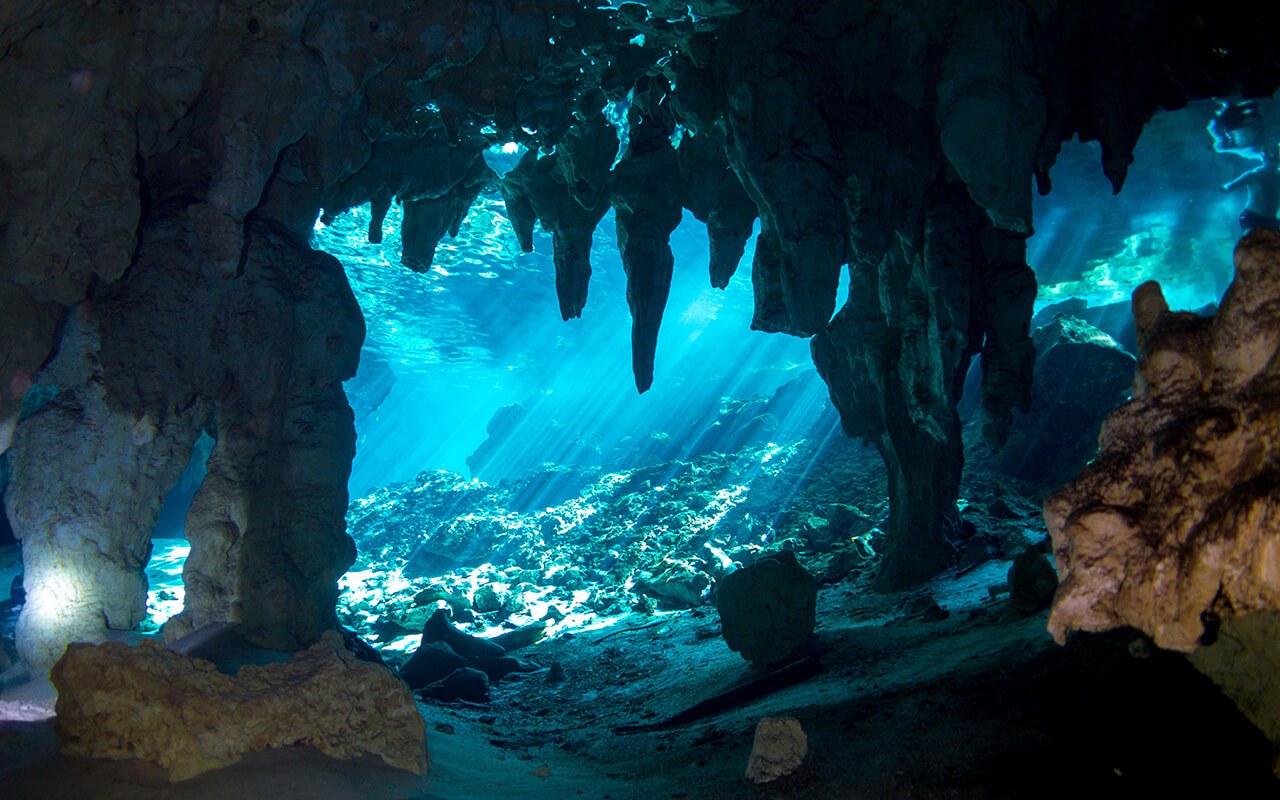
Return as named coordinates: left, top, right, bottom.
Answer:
left=2, top=4, right=1280, bottom=799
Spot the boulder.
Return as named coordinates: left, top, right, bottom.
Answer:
left=1047, top=232, right=1280, bottom=652
left=472, top=584, right=508, bottom=614
left=1046, top=231, right=1280, bottom=771
left=1006, top=547, right=1057, bottom=615
left=50, top=632, right=428, bottom=781
left=634, top=561, right=710, bottom=609
left=716, top=551, right=816, bottom=667
left=420, top=609, right=505, bottom=660
left=419, top=667, right=490, bottom=704
left=398, top=640, right=468, bottom=690
left=744, top=716, right=807, bottom=784
left=997, top=316, right=1135, bottom=486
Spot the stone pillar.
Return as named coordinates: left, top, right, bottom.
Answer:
left=164, top=216, right=363, bottom=651
left=5, top=308, right=199, bottom=672
left=813, top=181, right=1033, bottom=592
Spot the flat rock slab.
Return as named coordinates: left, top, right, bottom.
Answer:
left=50, top=631, right=427, bottom=781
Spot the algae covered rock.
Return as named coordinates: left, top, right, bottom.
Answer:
left=716, top=551, right=816, bottom=667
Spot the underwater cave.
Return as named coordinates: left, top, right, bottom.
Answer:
left=3, top=2, right=1280, bottom=798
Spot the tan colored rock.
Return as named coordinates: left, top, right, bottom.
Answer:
left=50, top=632, right=428, bottom=781
left=745, top=716, right=807, bottom=784
left=1046, top=229, right=1280, bottom=653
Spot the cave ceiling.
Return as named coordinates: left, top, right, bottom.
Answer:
left=2, top=0, right=1279, bottom=593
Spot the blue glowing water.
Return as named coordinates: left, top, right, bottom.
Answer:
left=1028, top=99, right=1245, bottom=313
left=315, top=199, right=816, bottom=495
left=315, top=99, right=1256, bottom=498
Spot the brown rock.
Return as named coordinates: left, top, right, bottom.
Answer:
left=1047, top=230, right=1280, bottom=652
left=51, top=632, right=428, bottom=781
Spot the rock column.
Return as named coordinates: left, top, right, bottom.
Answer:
left=165, top=216, right=363, bottom=651
left=4, top=310, right=201, bottom=671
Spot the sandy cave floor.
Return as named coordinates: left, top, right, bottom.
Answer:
left=2, top=557, right=1278, bottom=800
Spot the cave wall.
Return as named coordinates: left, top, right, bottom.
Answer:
left=2, top=0, right=1280, bottom=668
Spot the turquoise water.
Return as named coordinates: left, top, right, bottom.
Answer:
left=315, top=199, right=816, bottom=495
left=314, top=100, right=1253, bottom=498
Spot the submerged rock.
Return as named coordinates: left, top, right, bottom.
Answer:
left=716, top=551, right=817, bottom=667
left=421, top=609, right=505, bottom=660
left=998, top=316, right=1135, bottom=487
left=634, top=560, right=711, bottom=609
left=51, top=632, right=427, bottom=781
left=399, top=640, right=469, bottom=690
left=1047, top=231, right=1280, bottom=771
left=745, top=716, right=808, bottom=784
left=1007, top=547, right=1057, bottom=615
left=1048, top=231, right=1280, bottom=652
left=419, top=667, right=491, bottom=704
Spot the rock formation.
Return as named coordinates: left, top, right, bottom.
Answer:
left=717, top=551, right=817, bottom=667
left=745, top=716, right=808, bottom=784
left=1047, top=229, right=1280, bottom=651
left=3, top=0, right=1280, bottom=674
left=5, top=309, right=202, bottom=670
left=996, top=316, right=1136, bottom=487
left=50, top=632, right=428, bottom=781
left=1046, top=229, right=1280, bottom=764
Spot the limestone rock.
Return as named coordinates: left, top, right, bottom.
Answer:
left=5, top=309, right=202, bottom=672
left=744, top=716, right=807, bottom=784
left=611, top=99, right=684, bottom=393
left=51, top=632, right=428, bottom=781
left=420, top=608, right=505, bottom=660
left=813, top=181, right=1036, bottom=592
left=401, top=158, right=496, bottom=272
left=1007, top=547, right=1057, bottom=615
left=472, top=584, right=508, bottom=614
left=998, top=316, right=1135, bottom=486
left=419, top=666, right=491, bottom=704
left=1187, top=612, right=1280, bottom=775
left=1047, top=230, right=1280, bottom=652
left=148, top=217, right=364, bottom=652
left=633, top=561, right=710, bottom=609
left=716, top=551, right=816, bottom=667
left=398, top=640, right=468, bottom=690
left=501, top=146, right=612, bottom=321
left=675, top=127, right=757, bottom=289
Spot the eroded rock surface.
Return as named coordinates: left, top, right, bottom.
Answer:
left=50, top=632, right=428, bottom=781
left=2, top=1, right=1280, bottom=677
left=716, top=551, right=817, bottom=667
left=5, top=309, right=202, bottom=671
left=745, top=716, right=808, bottom=784
left=1047, top=230, right=1280, bottom=652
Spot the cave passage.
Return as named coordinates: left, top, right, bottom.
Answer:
left=3, top=2, right=1280, bottom=796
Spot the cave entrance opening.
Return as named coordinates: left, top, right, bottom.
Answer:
left=1027, top=97, right=1257, bottom=331
left=313, top=186, right=882, bottom=660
